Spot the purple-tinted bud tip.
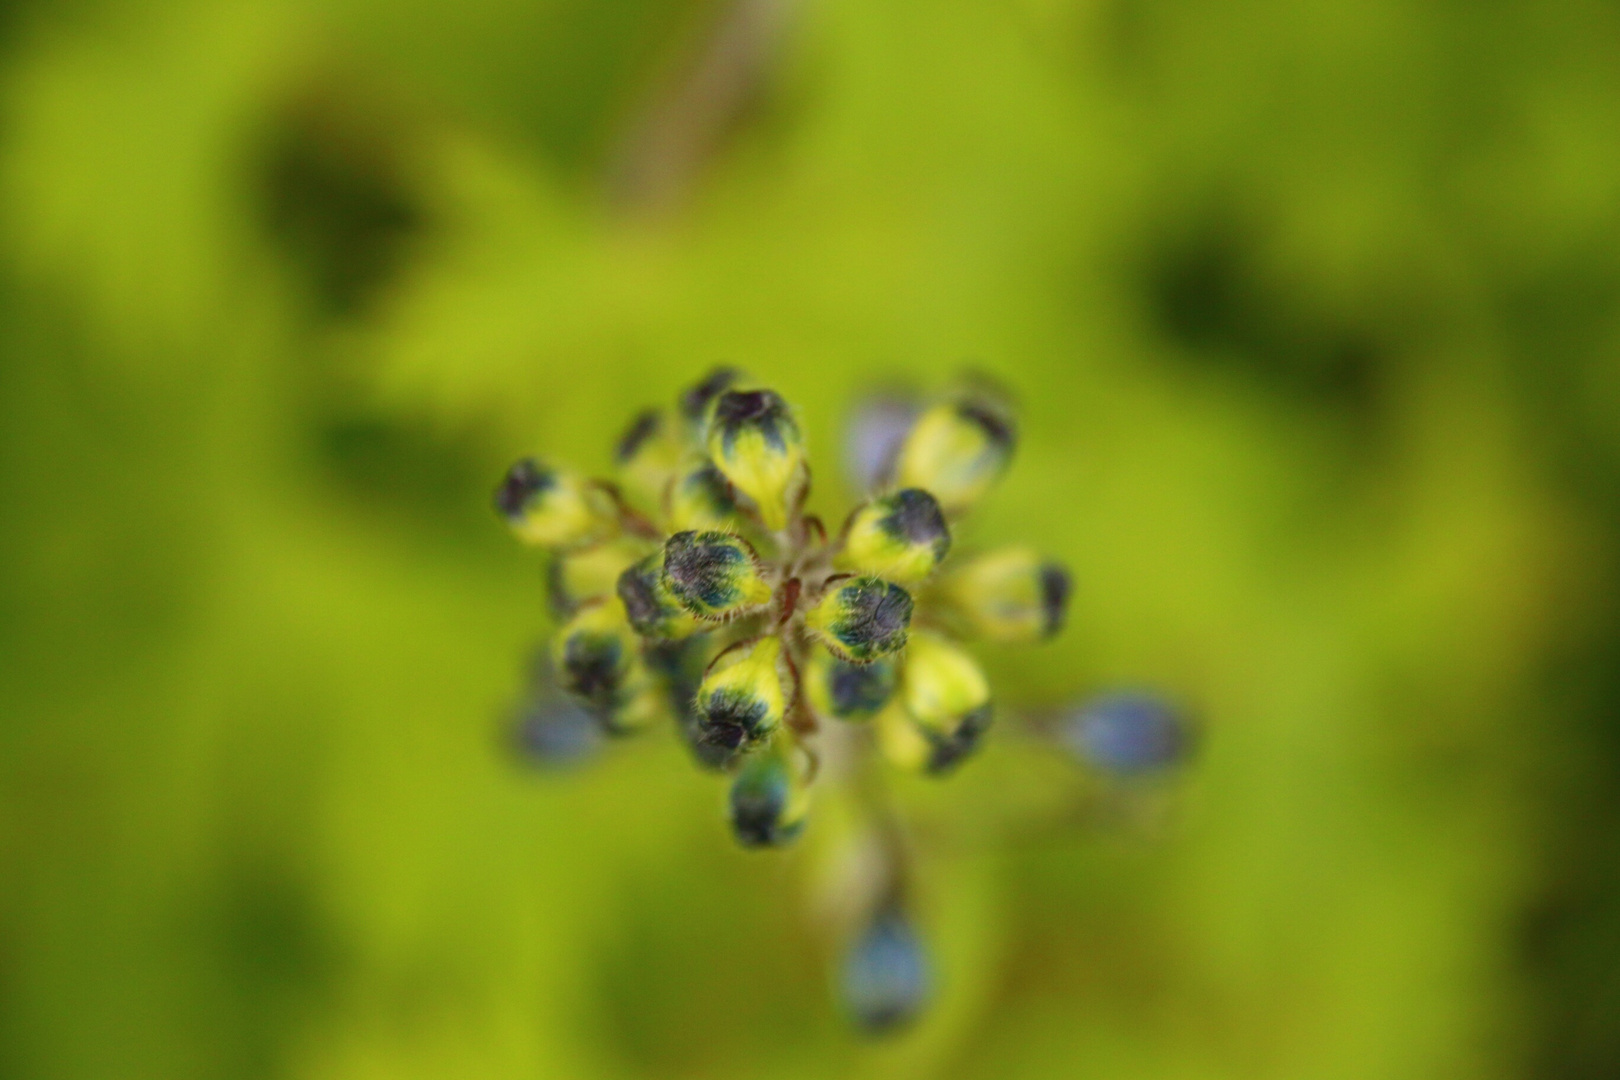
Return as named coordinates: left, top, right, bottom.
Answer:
left=1061, top=692, right=1191, bottom=774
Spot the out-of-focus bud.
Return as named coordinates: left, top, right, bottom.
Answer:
left=728, top=740, right=811, bottom=848
left=661, top=530, right=773, bottom=620
left=843, top=393, right=920, bottom=494
left=936, top=546, right=1071, bottom=642
left=613, top=408, right=682, bottom=510
left=899, top=631, right=993, bottom=773
left=495, top=458, right=618, bottom=548
left=599, top=679, right=670, bottom=737
left=705, top=389, right=806, bottom=531
left=805, top=576, right=913, bottom=663
left=679, top=366, right=744, bottom=432
left=1060, top=692, right=1191, bottom=774
left=838, top=488, right=950, bottom=584
left=645, top=638, right=733, bottom=770
left=841, top=906, right=930, bottom=1034
left=548, top=538, right=654, bottom=617
left=804, top=646, right=897, bottom=722
left=893, top=389, right=1016, bottom=517
left=511, top=696, right=602, bottom=766
left=616, top=552, right=705, bottom=639
left=550, top=600, right=645, bottom=716
left=694, top=635, right=788, bottom=755
left=667, top=459, right=742, bottom=532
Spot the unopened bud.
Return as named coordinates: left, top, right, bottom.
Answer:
left=805, top=576, right=913, bottom=663
left=694, top=635, right=788, bottom=754
left=495, top=458, right=618, bottom=548
left=613, top=408, right=682, bottom=510
left=893, top=390, right=1015, bottom=517
left=838, top=488, right=950, bottom=584
left=841, top=906, right=930, bottom=1034
left=667, top=459, right=742, bottom=532
left=805, top=646, right=897, bottom=722
left=706, top=389, right=806, bottom=531
left=616, top=552, right=705, bottom=639
left=662, top=530, right=773, bottom=620
left=548, top=538, right=654, bottom=617
left=728, top=740, right=811, bottom=848
left=937, top=546, right=1070, bottom=642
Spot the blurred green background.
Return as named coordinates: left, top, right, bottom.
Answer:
left=4, top=0, right=1620, bottom=1076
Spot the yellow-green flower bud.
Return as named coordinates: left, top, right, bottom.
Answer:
left=616, top=552, right=704, bottom=639
left=893, top=394, right=1015, bottom=517
left=550, top=600, right=645, bottom=715
left=600, top=678, right=670, bottom=737
left=898, top=631, right=993, bottom=773
left=495, top=458, right=617, bottom=548
left=837, top=488, right=950, bottom=584
left=805, top=576, right=913, bottom=663
left=548, top=537, right=654, bottom=617
left=661, top=530, right=773, bottom=620
left=705, top=389, right=806, bottom=531
left=613, top=408, right=682, bottom=510
left=804, top=646, right=897, bottom=722
left=694, top=635, right=787, bottom=754
left=728, top=739, right=811, bottom=848
left=667, top=459, right=742, bottom=532
left=936, top=546, right=1071, bottom=642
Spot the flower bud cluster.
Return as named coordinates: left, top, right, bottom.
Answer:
left=496, top=369, right=1071, bottom=850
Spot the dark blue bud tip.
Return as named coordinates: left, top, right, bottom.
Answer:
left=730, top=768, right=801, bottom=848
left=836, top=580, right=913, bottom=656
left=495, top=458, right=553, bottom=519
left=829, top=659, right=896, bottom=715
left=664, top=530, right=755, bottom=609
left=1040, top=563, right=1072, bottom=637
left=1065, top=693, right=1191, bottom=774
left=699, top=689, right=770, bottom=749
left=883, top=489, right=949, bottom=551
left=712, top=389, right=792, bottom=448
left=924, top=704, right=993, bottom=775
left=614, top=409, right=661, bottom=463
left=680, top=366, right=742, bottom=420
left=615, top=560, right=666, bottom=632
left=843, top=907, right=930, bottom=1035
left=956, top=398, right=1016, bottom=451
left=560, top=634, right=625, bottom=707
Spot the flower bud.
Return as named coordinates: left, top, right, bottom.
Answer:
left=661, top=530, right=773, bottom=620
left=667, top=459, right=742, bottom=532
left=694, top=635, right=788, bottom=754
left=728, top=740, right=811, bottom=848
left=838, top=488, right=950, bottom=584
left=1060, top=692, right=1191, bottom=774
left=548, top=538, right=654, bottom=617
left=705, top=389, right=806, bottom=531
left=893, top=392, right=1015, bottom=517
left=616, top=552, right=705, bottom=639
left=805, top=576, right=913, bottom=663
left=679, top=366, right=744, bottom=430
left=613, top=408, right=682, bottom=510
left=937, top=546, right=1071, bottom=642
left=550, top=600, right=646, bottom=715
left=804, top=646, right=897, bottom=722
left=599, top=679, right=671, bottom=737
left=511, top=696, right=602, bottom=767
left=841, top=906, right=930, bottom=1033
left=495, top=458, right=619, bottom=548
left=844, top=393, right=920, bottom=494
left=899, top=631, right=993, bottom=773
